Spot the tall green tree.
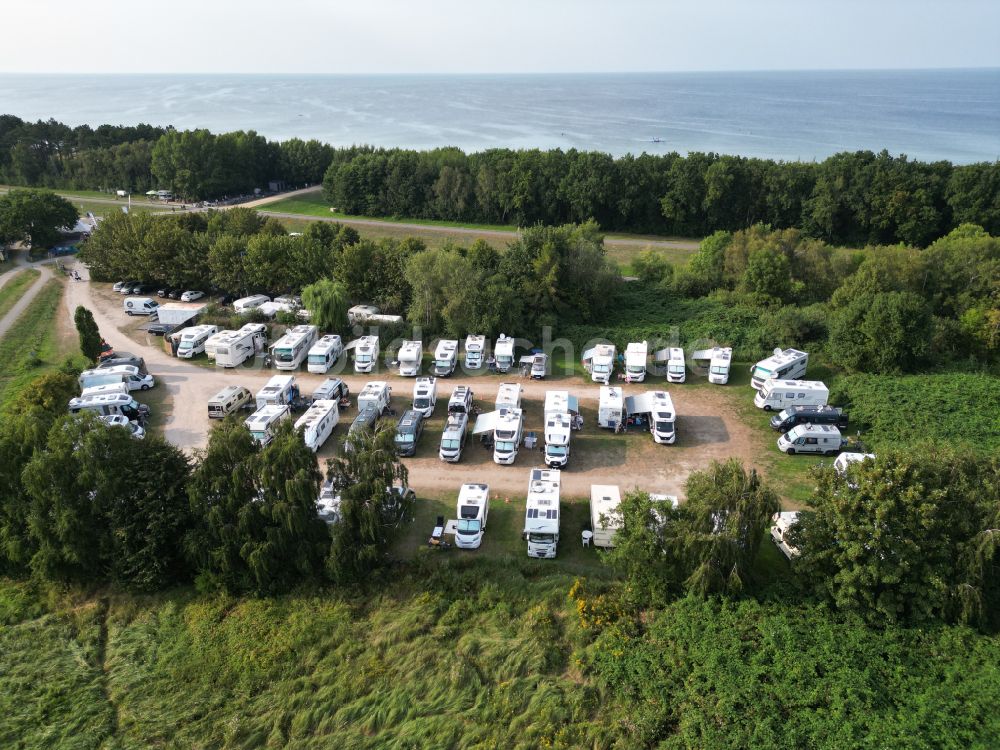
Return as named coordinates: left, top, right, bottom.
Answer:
left=301, top=278, right=348, bottom=333
left=0, top=188, right=78, bottom=248
left=325, top=425, right=411, bottom=584
left=73, top=305, right=103, bottom=363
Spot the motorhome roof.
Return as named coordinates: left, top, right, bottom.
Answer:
left=458, top=483, right=489, bottom=504
left=668, top=347, right=684, bottom=360
left=273, top=325, right=316, bottom=346
left=397, top=410, right=421, bottom=432
left=359, top=381, right=389, bottom=397
left=759, top=348, right=807, bottom=367
left=414, top=377, right=435, bottom=395
left=399, top=340, right=422, bottom=356
left=527, top=468, right=561, bottom=502
left=82, top=364, right=138, bottom=377
left=178, top=324, right=216, bottom=338
left=789, top=423, right=841, bottom=436
left=600, top=386, right=623, bottom=407
left=245, top=405, right=288, bottom=427
left=593, top=344, right=615, bottom=358
left=763, top=379, right=827, bottom=391
left=496, top=382, right=521, bottom=403
left=434, top=340, right=458, bottom=357
left=211, top=385, right=247, bottom=400
left=544, top=390, right=570, bottom=413
left=238, top=323, right=267, bottom=334
left=465, top=335, right=485, bottom=350
left=495, top=334, right=514, bottom=353
left=295, top=399, right=337, bottom=429
left=310, top=334, right=342, bottom=353
left=72, top=392, right=133, bottom=406
left=590, top=485, right=622, bottom=522
left=496, top=407, right=522, bottom=426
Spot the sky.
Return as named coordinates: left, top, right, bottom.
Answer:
left=3, top=0, right=999, bottom=74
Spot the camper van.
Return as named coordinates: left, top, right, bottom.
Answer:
left=295, top=399, right=339, bottom=452
left=68, top=393, right=148, bottom=422
left=666, top=348, right=686, bottom=383
left=770, top=405, right=847, bottom=432
left=412, top=377, right=437, bottom=418
left=495, top=382, right=522, bottom=411
left=271, top=325, right=319, bottom=371
left=624, top=341, right=648, bottom=383
left=524, top=468, right=561, bottom=559
left=448, top=385, right=474, bottom=415
left=770, top=511, right=801, bottom=559
left=590, top=485, right=623, bottom=548
left=347, top=408, right=379, bottom=446
left=393, top=410, right=424, bottom=456
left=493, top=408, right=523, bottom=465
left=598, top=386, right=624, bottom=429
left=464, top=335, right=486, bottom=370
left=455, top=483, right=490, bottom=549
left=174, top=325, right=218, bottom=358
left=439, top=410, right=469, bottom=462
left=432, top=340, right=459, bottom=376
left=751, top=348, right=809, bottom=390
left=233, top=294, right=270, bottom=314
left=709, top=347, right=733, bottom=384
left=777, top=424, right=846, bottom=455
left=584, top=344, right=616, bottom=385
left=543, top=390, right=576, bottom=469
left=79, top=365, right=154, bottom=392
left=244, top=404, right=290, bottom=446
left=347, top=304, right=403, bottom=326
left=623, top=391, right=677, bottom=444
left=395, top=340, right=422, bottom=376
left=213, top=324, right=267, bottom=368
left=357, top=381, right=392, bottom=415
left=81, top=383, right=128, bottom=399
left=754, top=380, right=829, bottom=411
left=207, top=385, right=254, bottom=418
left=529, top=352, right=548, bottom=379
left=349, top=336, right=380, bottom=374
left=255, top=375, right=298, bottom=410
left=313, top=378, right=349, bottom=404
left=123, top=296, right=159, bottom=316
left=494, top=334, right=515, bottom=373
left=307, top=334, right=343, bottom=374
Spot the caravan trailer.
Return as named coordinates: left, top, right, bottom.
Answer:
left=624, top=341, right=648, bottom=383
left=751, top=348, right=808, bottom=389
left=207, top=385, right=254, bottom=418
left=464, top=335, right=486, bottom=370
left=754, top=380, right=829, bottom=411
left=524, top=469, right=561, bottom=559
left=590, top=485, right=622, bottom=548
left=454, top=483, right=490, bottom=549
left=271, top=325, right=319, bottom=371
left=295, top=399, right=339, bottom=452
left=307, top=335, right=343, bottom=374
left=174, top=324, right=218, bottom=359
left=432, top=340, right=459, bottom=376
left=233, top=294, right=270, bottom=314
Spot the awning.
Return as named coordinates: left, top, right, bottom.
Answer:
left=625, top=392, right=657, bottom=415
left=567, top=395, right=579, bottom=413
left=652, top=348, right=672, bottom=363
left=581, top=347, right=595, bottom=363
left=343, top=339, right=360, bottom=351
left=519, top=355, right=536, bottom=365
left=690, top=349, right=713, bottom=361
left=472, top=410, right=500, bottom=434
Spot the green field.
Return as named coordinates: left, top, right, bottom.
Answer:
left=0, top=268, right=41, bottom=321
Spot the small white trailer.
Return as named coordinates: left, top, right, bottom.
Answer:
left=307, top=334, right=344, bottom=374
left=233, top=294, right=270, bottom=314
left=347, top=304, right=403, bottom=326
left=751, top=348, right=808, bottom=390
left=590, top=485, right=622, bottom=548
left=295, top=399, right=339, bottom=452
left=214, top=324, right=268, bottom=368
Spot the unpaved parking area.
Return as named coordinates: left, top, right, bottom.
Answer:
left=67, top=262, right=761, bottom=499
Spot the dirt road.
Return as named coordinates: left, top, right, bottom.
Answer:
left=65, top=261, right=759, bottom=498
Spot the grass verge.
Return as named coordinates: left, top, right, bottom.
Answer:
left=0, top=268, right=41, bottom=320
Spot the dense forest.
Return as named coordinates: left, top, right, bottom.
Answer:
left=3, top=114, right=1000, bottom=245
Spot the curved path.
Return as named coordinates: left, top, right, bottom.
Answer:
left=0, top=253, right=58, bottom=339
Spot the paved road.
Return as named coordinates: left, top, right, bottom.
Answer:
left=0, top=252, right=58, bottom=339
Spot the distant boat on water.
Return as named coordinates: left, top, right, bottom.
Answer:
left=651, top=137, right=663, bottom=143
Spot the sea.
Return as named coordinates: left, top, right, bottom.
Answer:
left=1, top=70, right=998, bottom=164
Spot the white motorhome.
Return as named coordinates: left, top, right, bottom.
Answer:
left=432, top=339, right=458, bottom=377
left=313, top=378, right=349, bottom=404
left=626, top=391, right=677, bottom=444
left=439, top=411, right=469, bottom=462
left=624, top=341, right=648, bottom=383
left=412, top=377, right=437, bottom=418
left=271, top=325, right=319, bottom=371
left=348, top=335, right=380, bottom=374
left=598, top=386, right=624, bottom=429
left=751, top=348, right=809, bottom=390
left=68, top=393, right=148, bottom=422
left=494, top=334, right=515, bottom=373
left=464, top=334, right=486, bottom=370
left=495, top=382, right=522, bottom=411
left=833, top=452, right=876, bottom=476
left=455, top=483, right=490, bottom=549
left=543, top=390, right=576, bottom=469
left=174, top=324, right=219, bottom=359
left=492, top=408, right=523, bottom=465
left=255, top=375, right=297, bottom=410
left=524, top=468, right=561, bottom=559
left=754, top=380, right=829, bottom=411
left=357, top=381, right=392, bottom=415
left=584, top=344, right=616, bottom=385
left=79, top=365, right=154, bottom=392
left=777, top=424, right=846, bottom=455
left=448, top=385, right=474, bottom=415
left=244, top=404, right=290, bottom=446
left=397, top=340, right=423, bottom=377
left=307, top=334, right=343, bottom=374
left=81, top=382, right=129, bottom=399
left=590, top=485, right=622, bottom=548
left=203, top=329, right=229, bottom=360
left=295, top=399, right=339, bottom=452
left=709, top=347, right=732, bottom=384
left=347, top=304, right=403, bottom=327
left=207, top=385, right=253, bottom=419
left=233, top=294, right=270, bottom=314
left=214, top=324, right=267, bottom=368
left=123, top=296, right=159, bottom=316
left=770, top=511, right=801, bottom=559
left=666, top=347, right=686, bottom=383
left=317, top=481, right=341, bottom=525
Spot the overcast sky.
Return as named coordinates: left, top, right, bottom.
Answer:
left=4, top=0, right=999, bottom=74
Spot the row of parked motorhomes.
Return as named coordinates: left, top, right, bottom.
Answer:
left=67, top=356, right=156, bottom=439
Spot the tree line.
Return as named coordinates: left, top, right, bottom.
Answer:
left=321, top=146, right=1000, bottom=246
left=0, top=368, right=412, bottom=594
left=0, top=115, right=333, bottom=199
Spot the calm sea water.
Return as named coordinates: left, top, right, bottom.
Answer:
left=1, top=70, right=998, bottom=163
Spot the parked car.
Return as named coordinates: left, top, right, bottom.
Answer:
left=98, top=355, right=147, bottom=373
left=113, top=280, right=129, bottom=292
left=100, top=414, right=146, bottom=439
left=146, top=323, right=173, bottom=336
left=181, top=290, right=205, bottom=302
left=168, top=289, right=183, bottom=299
left=157, top=287, right=171, bottom=298
left=119, top=280, right=140, bottom=294
left=133, top=283, right=156, bottom=295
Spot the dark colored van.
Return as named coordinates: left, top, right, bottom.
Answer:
left=345, top=407, right=380, bottom=452
left=770, top=405, right=847, bottom=432
left=394, top=410, right=424, bottom=457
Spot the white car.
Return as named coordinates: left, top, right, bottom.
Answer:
left=100, top=414, right=146, bottom=439
left=180, top=290, right=205, bottom=302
